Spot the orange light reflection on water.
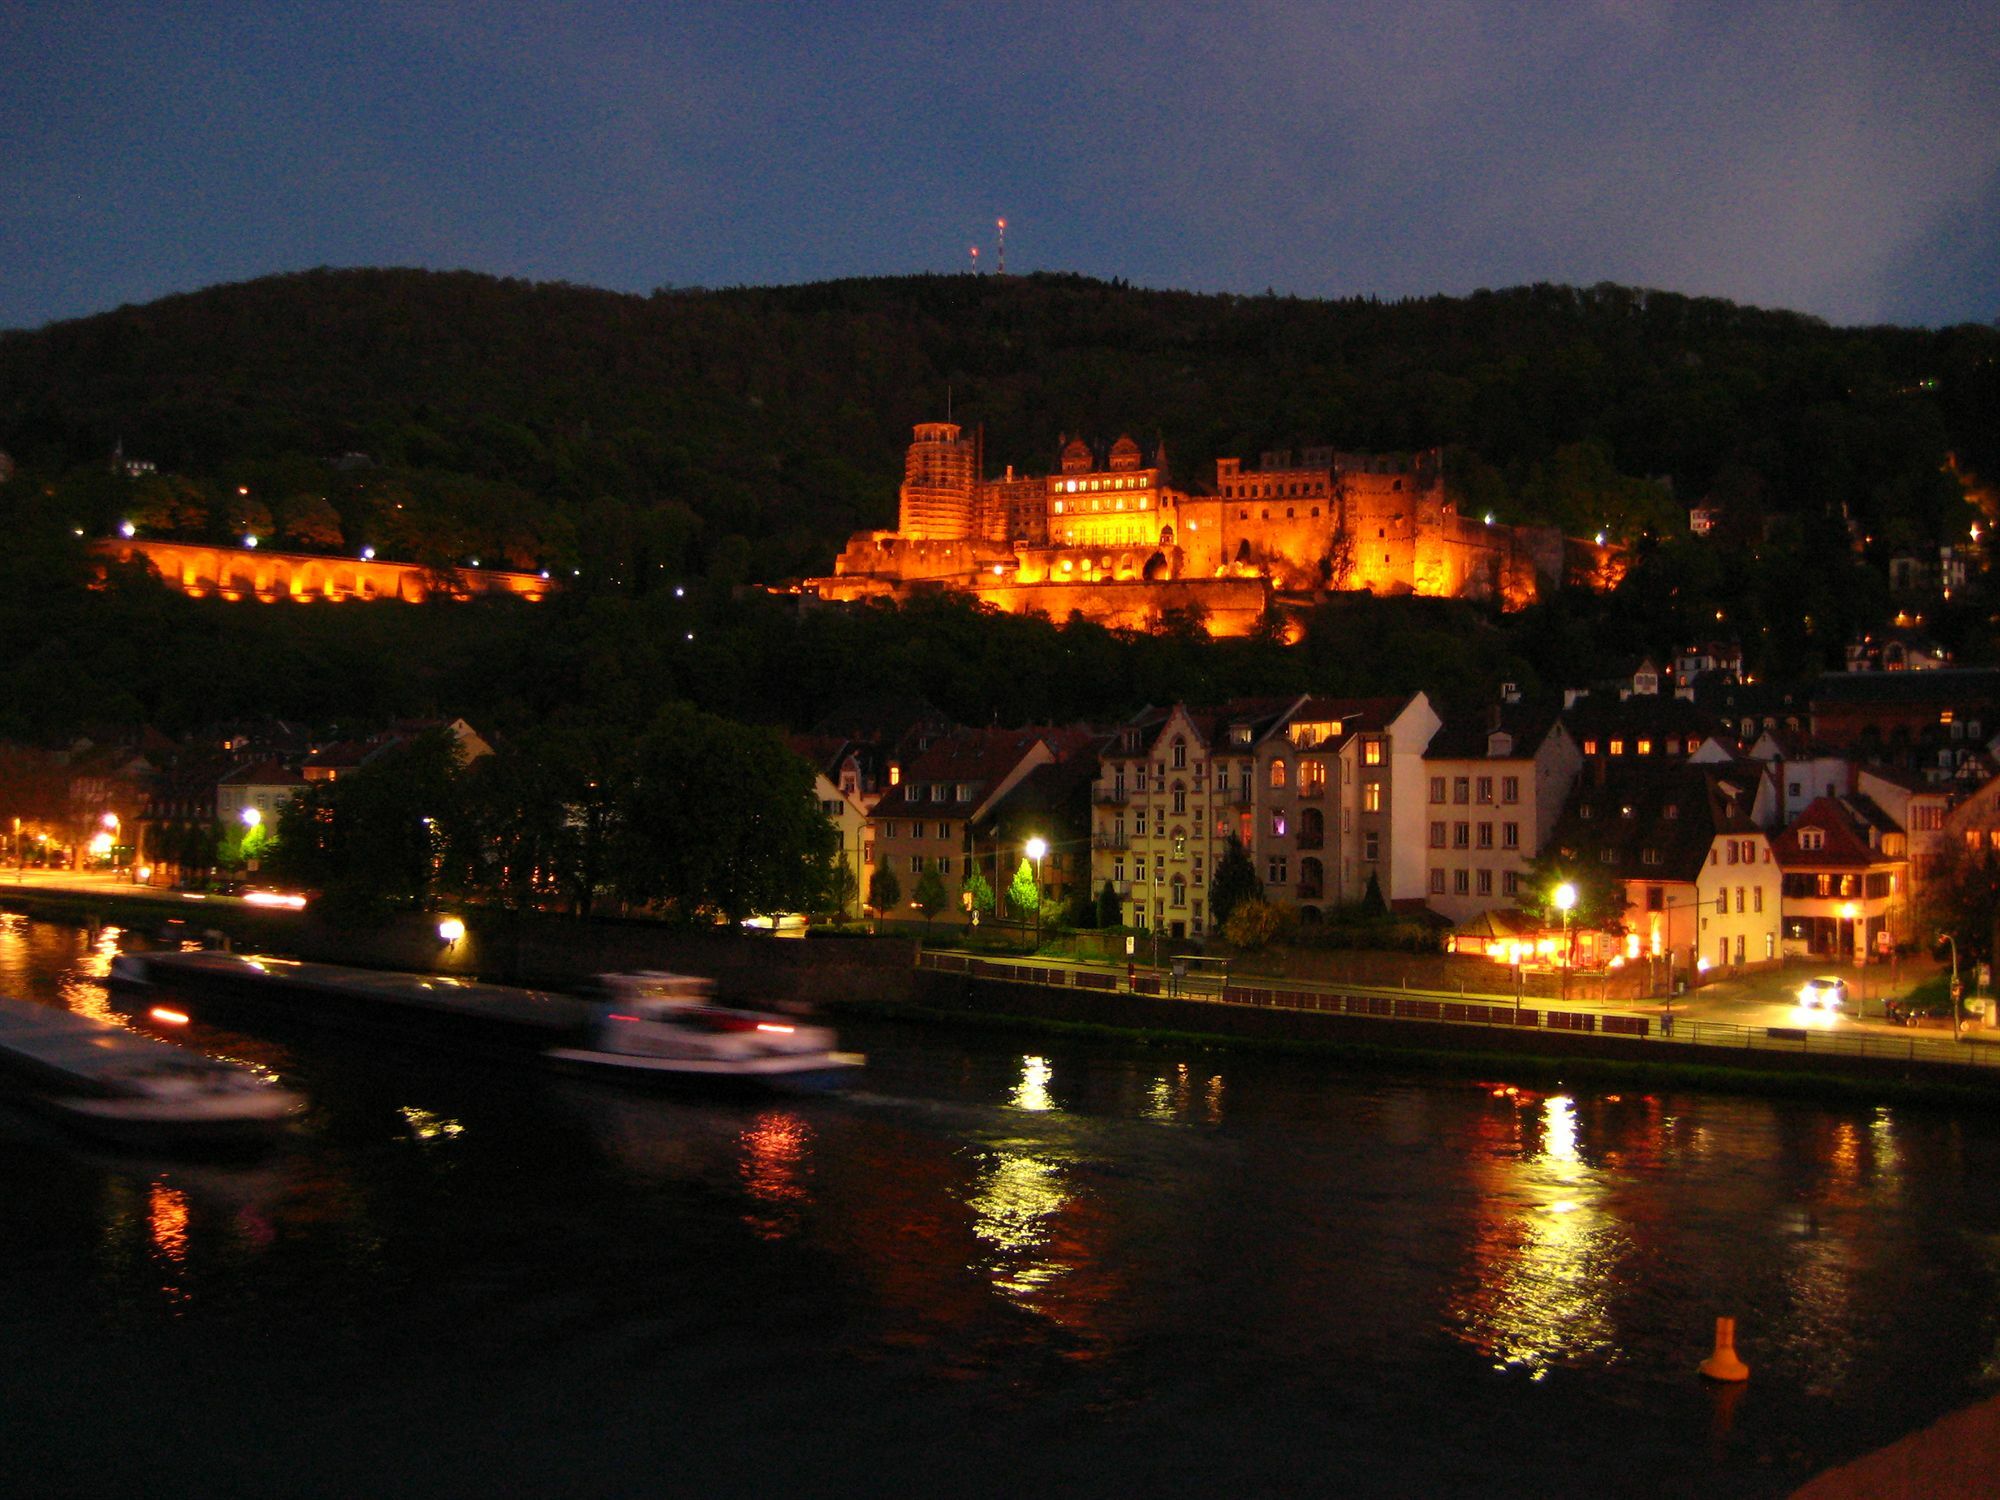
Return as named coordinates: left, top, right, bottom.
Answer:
left=739, top=1111, right=814, bottom=1242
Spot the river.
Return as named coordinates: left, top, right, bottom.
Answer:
left=3, top=913, right=1998, bottom=1498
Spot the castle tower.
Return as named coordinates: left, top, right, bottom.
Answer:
left=897, top=423, right=979, bottom=539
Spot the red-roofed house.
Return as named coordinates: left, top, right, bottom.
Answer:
left=1774, top=796, right=1908, bottom=962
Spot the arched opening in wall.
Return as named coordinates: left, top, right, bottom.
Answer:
left=1158, top=526, right=1175, bottom=548
left=1235, top=539, right=1252, bottom=565
left=1142, top=551, right=1170, bottom=582
left=294, top=563, right=325, bottom=599
left=1298, top=904, right=1321, bottom=924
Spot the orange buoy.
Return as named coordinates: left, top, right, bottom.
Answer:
left=1698, top=1316, right=1749, bottom=1382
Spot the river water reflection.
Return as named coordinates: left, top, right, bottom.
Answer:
left=3, top=914, right=1998, bottom=1497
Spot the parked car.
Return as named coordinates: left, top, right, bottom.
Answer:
left=1798, top=975, right=1850, bottom=1011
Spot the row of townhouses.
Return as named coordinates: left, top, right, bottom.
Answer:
left=801, top=661, right=2000, bottom=982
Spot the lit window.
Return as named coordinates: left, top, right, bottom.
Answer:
left=1364, top=740, right=1383, bottom=766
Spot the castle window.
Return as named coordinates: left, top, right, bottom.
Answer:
left=1262, top=510, right=1269, bottom=520
left=1287, top=508, right=1295, bottom=518
left=1311, top=508, right=1319, bottom=517
left=1239, top=511, right=1248, bottom=521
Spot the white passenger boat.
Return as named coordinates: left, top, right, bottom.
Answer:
left=0, top=994, right=300, bottom=1147
left=546, top=972, right=865, bottom=1091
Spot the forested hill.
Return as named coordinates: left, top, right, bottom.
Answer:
left=0, top=268, right=1994, bottom=584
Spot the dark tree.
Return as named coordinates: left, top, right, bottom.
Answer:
left=1210, top=836, right=1263, bottom=931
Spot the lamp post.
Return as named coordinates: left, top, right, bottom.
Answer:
left=1025, top=836, right=1048, bottom=950
left=1945, top=932, right=1962, bottom=1042
left=1554, top=882, right=1578, bottom=1006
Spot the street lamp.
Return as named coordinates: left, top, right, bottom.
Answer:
left=1025, top=836, right=1048, bottom=950
left=1943, top=932, right=1962, bottom=1041
left=1553, top=882, right=1578, bottom=1005
left=240, top=807, right=261, bottom=829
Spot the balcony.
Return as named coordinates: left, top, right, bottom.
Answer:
left=1296, top=882, right=1325, bottom=901
left=1092, top=786, right=1130, bottom=806
left=1092, top=833, right=1129, bottom=851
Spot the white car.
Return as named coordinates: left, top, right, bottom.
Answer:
left=1798, top=975, right=1850, bottom=1011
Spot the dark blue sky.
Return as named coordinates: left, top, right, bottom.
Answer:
left=4, top=1, right=1996, bottom=332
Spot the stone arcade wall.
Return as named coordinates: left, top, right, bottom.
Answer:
left=94, top=539, right=555, bottom=603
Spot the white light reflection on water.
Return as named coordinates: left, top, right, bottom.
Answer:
left=1012, top=1055, right=1054, bottom=1112
left=967, top=1054, right=1075, bottom=1309
left=59, top=924, right=122, bottom=1023
left=1145, top=1063, right=1226, bottom=1125
left=1450, top=1092, right=1628, bottom=1377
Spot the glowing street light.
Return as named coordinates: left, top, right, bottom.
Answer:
left=1025, top=836, right=1048, bottom=948
left=240, top=807, right=262, bottom=828
left=1553, top=882, right=1578, bottom=1004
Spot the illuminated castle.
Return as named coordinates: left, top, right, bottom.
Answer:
left=810, top=424, right=1621, bottom=634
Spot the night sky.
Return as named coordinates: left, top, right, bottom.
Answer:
left=4, top=1, right=1996, bottom=332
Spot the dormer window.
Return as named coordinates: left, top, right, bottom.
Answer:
left=1172, top=736, right=1187, bottom=769
left=1798, top=828, right=1824, bottom=851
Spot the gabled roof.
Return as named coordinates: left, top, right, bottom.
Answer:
left=979, top=753, right=1102, bottom=833
left=216, top=758, right=306, bottom=789
left=1550, top=762, right=1762, bottom=884
left=1773, top=796, right=1895, bottom=869
left=870, top=726, right=1063, bottom=819
left=1452, top=907, right=1542, bottom=940
left=1855, top=762, right=1944, bottom=796
left=1563, top=690, right=1723, bottom=744
left=1425, top=697, right=1564, bottom=761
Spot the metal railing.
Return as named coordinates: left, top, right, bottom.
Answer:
left=913, top=950, right=1999, bottom=1073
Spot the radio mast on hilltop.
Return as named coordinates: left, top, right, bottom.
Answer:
left=969, top=244, right=980, bottom=274
left=997, top=217, right=1006, bottom=275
